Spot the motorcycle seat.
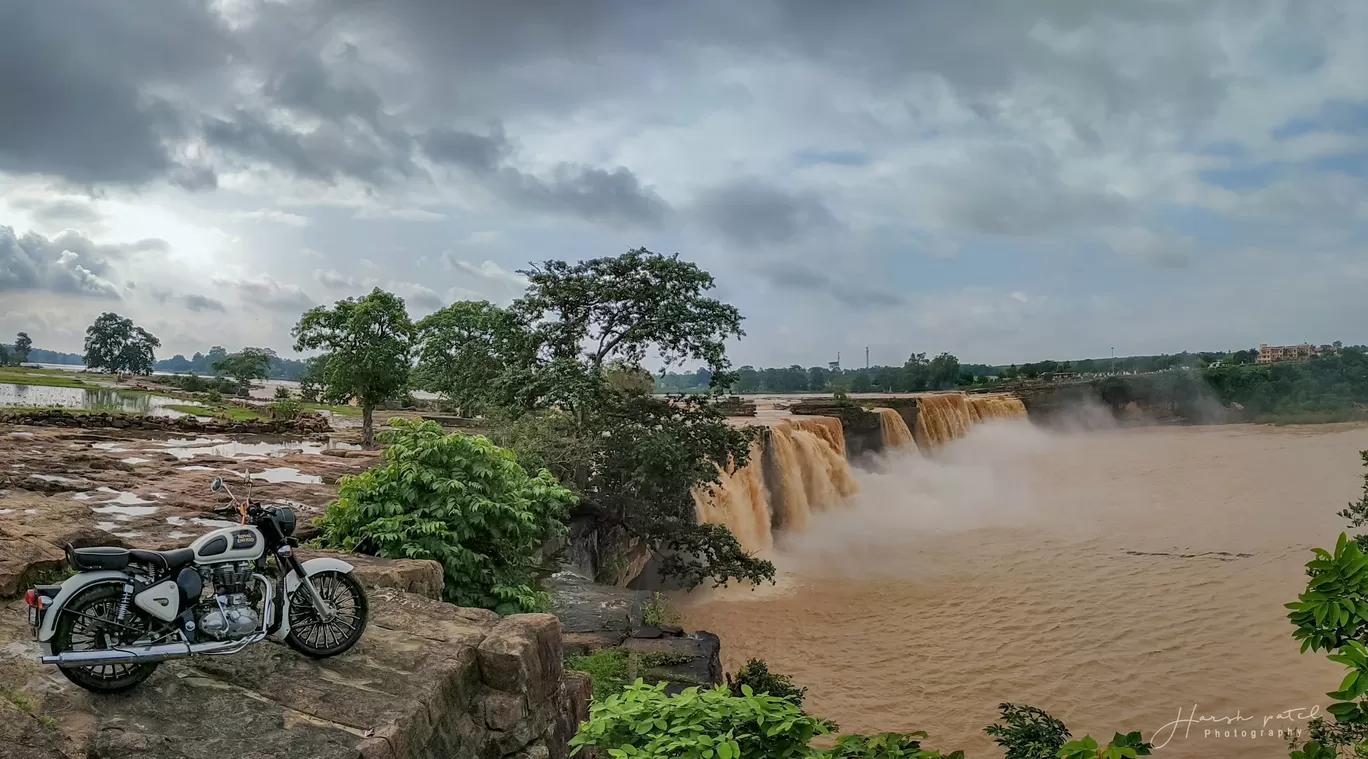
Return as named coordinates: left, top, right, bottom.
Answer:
left=129, top=548, right=196, bottom=571
left=68, top=546, right=196, bottom=572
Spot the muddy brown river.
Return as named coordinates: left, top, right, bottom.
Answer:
left=683, top=422, right=1368, bottom=758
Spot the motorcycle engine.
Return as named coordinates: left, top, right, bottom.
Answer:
left=198, top=562, right=261, bottom=640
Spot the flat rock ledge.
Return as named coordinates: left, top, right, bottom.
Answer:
left=1, top=589, right=591, bottom=759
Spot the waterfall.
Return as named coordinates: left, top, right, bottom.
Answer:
left=874, top=408, right=916, bottom=450
left=968, top=394, right=1027, bottom=421
left=693, top=416, right=857, bottom=552
left=694, top=395, right=1027, bottom=551
left=693, top=440, right=773, bottom=553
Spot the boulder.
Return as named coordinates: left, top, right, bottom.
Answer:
left=621, top=632, right=723, bottom=695
left=545, top=572, right=648, bottom=653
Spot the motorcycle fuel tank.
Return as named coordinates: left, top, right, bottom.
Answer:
left=190, top=525, right=265, bottom=564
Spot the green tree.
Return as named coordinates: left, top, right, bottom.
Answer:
left=0, top=343, right=10, bottom=366
left=317, top=418, right=575, bottom=613
left=292, top=288, right=415, bottom=447
left=13, top=332, right=32, bottom=364
left=605, top=358, right=656, bottom=395
left=82, top=312, right=161, bottom=374
left=212, top=347, right=273, bottom=390
left=983, top=703, right=1071, bottom=759
left=413, top=300, right=533, bottom=416
left=928, top=352, right=961, bottom=390
left=726, top=659, right=807, bottom=706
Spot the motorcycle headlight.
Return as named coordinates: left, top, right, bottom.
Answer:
left=274, top=507, right=297, bottom=537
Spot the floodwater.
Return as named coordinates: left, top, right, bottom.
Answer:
left=0, top=383, right=196, bottom=417
left=683, top=422, right=1368, bottom=758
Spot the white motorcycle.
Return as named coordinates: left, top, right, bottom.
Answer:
left=24, top=475, right=368, bottom=693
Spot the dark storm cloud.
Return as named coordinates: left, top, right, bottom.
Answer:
left=694, top=179, right=839, bottom=246
left=9, top=196, right=104, bottom=228
left=0, top=226, right=127, bottom=297
left=751, top=261, right=905, bottom=308
left=184, top=294, right=226, bottom=312
left=928, top=145, right=1132, bottom=236
left=0, top=0, right=234, bottom=185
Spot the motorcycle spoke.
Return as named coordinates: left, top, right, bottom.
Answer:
left=290, top=574, right=362, bottom=650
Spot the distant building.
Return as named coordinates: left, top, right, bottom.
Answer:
left=1258, top=343, right=1323, bottom=364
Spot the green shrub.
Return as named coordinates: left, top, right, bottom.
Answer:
left=826, top=733, right=963, bottom=759
left=267, top=397, right=303, bottom=421
left=570, top=681, right=833, bottom=759
left=643, top=591, right=680, bottom=628
left=316, top=418, right=575, bottom=614
left=567, top=650, right=632, bottom=701
left=206, top=388, right=222, bottom=403
left=727, top=659, right=807, bottom=706
left=983, top=703, right=1070, bottom=759
left=274, top=385, right=293, bottom=400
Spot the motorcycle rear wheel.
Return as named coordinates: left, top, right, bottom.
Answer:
left=285, top=570, right=368, bottom=658
left=51, top=583, right=161, bottom=693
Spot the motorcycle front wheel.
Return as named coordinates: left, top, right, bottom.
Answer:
left=51, top=583, right=161, bottom=693
left=285, top=570, right=368, bottom=658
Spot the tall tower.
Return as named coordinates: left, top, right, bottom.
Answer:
left=865, top=346, right=870, bottom=370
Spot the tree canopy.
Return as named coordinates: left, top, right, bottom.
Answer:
left=13, top=332, right=32, bottom=364
left=212, top=347, right=274, bottom=389
left=82, top=312, right=161, bottom=375
left=292, top=288, right=415, bottom=446
left=418, top=248, right=772, bottom=588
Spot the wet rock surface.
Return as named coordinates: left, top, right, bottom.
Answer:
left=0, top=409, right=332, bottom=435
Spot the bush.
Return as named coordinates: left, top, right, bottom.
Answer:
left=983, top=703, right=1070, bottom=759
left=642, top=591, right=680, bottom=628
left=267, top=397, right=303, bottom=421
left=206, top=388, right=222, bottom=403
left=316, top=418, right=576, bottom=613
left=726, top=659, right=807, bottom=706
left=274, top=385, right=293, bottom=400
left=183, top=373, right=207, bottom=392
left=570, top=681, right=833, bottom=759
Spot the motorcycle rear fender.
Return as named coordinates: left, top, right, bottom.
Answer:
left=269, top=557, right=355, bottom=642
left=36, top=570, right=129, bottom=645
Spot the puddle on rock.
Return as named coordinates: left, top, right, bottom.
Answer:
left=93, top=487, right=155, bottom=505
left=250, top=467, right=323, bottom=485
left=31, top=474, right=77, bottom=483
left=92, top=504, right=160, bottom=519
left=121, top=457, right=152, bottom=465
left=192, top=517, right=239, bottom=529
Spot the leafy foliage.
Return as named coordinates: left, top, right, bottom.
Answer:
left=642, top=591, right=680, bottom=628
left=983, top=703, right=1071, bottom=759
left=316, top=418, right=575, bottom=613
left=569, top=681, right=834, bottom=759
left=414, top=300, right=535, bottom=416
left=266, top=397, right=303, bottom=421
left=82, top=312, right=161, bottom=374
left=826, top=733, right=963, bottom=759
left=212, top=347, right=273, bottom=387
left=1057, top=733, right=1151, bottom=759
left=434, top=249, right=773, bottom=588
left=13, top=332, right=31, bottom=364
left=292, top=288, right=415, bottom=446
left=726, top=659, right=807, bottom=707
left=567, top=650, right=632, bottom=702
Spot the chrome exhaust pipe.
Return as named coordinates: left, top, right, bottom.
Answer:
left=41, top=632, right=265, bottom=666
left=42, top=573, right=276, bottom=667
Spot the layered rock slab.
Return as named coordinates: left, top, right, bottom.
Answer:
left=0, top=589, right=589, bottom=759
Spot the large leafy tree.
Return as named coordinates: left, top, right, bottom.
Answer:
left=212, top=347, right=273, bottom=390
left=13, top=332, right=32, bottom=364
left=318, top=419, right=575, bottom=614
left=436, top=248, right=773, bottom=588
left=292, top=288, right=415, bottom=447
left=82, top=312, right=161, bottom=374
left=414, top=300, right=533, bottom=416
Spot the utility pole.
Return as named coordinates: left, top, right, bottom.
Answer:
left=865, top=346, right=870, bottom=370
left=1111, top=346, right=1115, bottom=375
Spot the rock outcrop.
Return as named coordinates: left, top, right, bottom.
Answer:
left=0, top=409, right=331, bottom=434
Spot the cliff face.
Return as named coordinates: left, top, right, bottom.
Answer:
left=1, top=555, right=590, bottom=759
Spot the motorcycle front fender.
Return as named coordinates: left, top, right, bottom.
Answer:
left=268, top=557, right=356, bottom=642
left=36, top=570, right=130, bottom=645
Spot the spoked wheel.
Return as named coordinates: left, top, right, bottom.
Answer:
left=51, top=584, right=161, bottom=693
left=285, top=570, right=368, bottom=658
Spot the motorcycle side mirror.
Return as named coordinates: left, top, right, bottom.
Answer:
left=210, top=477, right=223, bottom=492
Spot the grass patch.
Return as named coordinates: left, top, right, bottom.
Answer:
left=642, top=592, right=680, bottom=628
left=0, top=367, right=94, bottom=389
left=302, top=402, right=362, bottom=417
left=0, top=685, right=56, bottom=728
left=567, top=650, right=631, bottom=701
left=165, top=403, right=264, bottom=421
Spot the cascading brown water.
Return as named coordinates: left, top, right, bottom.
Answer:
left=874, top=408, right=916, bottom=450
left=917, top=392, right=1028, bottom=447
left=693, top=415, right=857, bottom=552
left=968, top=393, right=1027, bottom=422
left=692, top=439, right=773, bottom=553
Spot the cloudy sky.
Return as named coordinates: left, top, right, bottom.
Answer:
left=3, top=0, right=1367, bottom=368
